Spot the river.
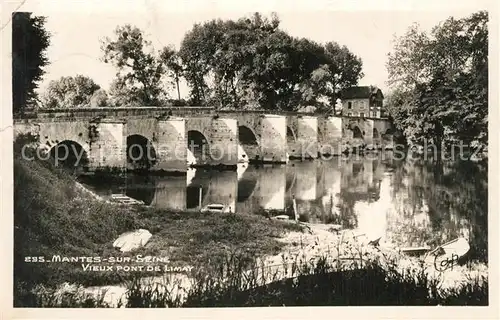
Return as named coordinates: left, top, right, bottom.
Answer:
left=80, top=153, right=488, bottom=263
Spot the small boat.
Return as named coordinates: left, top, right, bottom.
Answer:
left=200, top=203, right=232, bottom=214
left=424, top=238, right=470, bottom=266
left=110, top=194, right=145, bottom=205
left=399, top=246, right=432, bottom=256
left=272, top=214, right=291, bottom=221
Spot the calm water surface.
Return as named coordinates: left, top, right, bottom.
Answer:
left=81, top=154, right=488, bottom=262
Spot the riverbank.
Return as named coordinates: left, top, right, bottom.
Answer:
left=36, top=221, right=488, bottom=307
left=13, top=153, right=488, bottom=307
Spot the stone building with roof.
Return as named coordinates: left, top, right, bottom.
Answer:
left=340, top=86, right=385, bottom=118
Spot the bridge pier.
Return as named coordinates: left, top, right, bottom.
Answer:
left=88, top=120, right=127, bottom=170
left=260, top=115, right=288, bottom=163
left=207, top=118, right=239, bottom=166
left=254, top=165, right=286, bottom=211
left=318, top=116, right=343, bottom=156
left=13, top=107, right=397, bottom=171
left=151, top=177, right=187, bottom=210
left=287, top=116, right=318, bottom=159
left=363, top=119, right=374, bottom=147
left=156, top=118, right=187, bottom=172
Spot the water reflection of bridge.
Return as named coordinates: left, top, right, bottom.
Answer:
left=118, top=157, right=391, bottom=223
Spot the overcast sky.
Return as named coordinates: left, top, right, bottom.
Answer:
left=13, top=0, right=488, bottom=98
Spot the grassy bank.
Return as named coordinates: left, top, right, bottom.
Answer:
left=13, top=137, right=488, bottom=307
left=13, top=146, right=302, bottom=307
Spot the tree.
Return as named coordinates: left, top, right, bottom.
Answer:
left=178, top=12, right=363, bottom=111
left=40, top=75, right=103, bottom=108
left=323, top=42, right=364, bottom=113
left=108, top=77, right=142, bottom=107
left=101, top=25, right=171, bottom=106
left=159, top=46, right=184, bottom=100
left=12, top=12, right=50, bottom=115
left=89, top=89, right=109, bottom=108
left=386, top=11, right=488, bottom=151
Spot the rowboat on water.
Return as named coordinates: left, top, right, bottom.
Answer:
left=424, top=237, right=470, bottom=266
left=272, top=214, right=291, bottom=221
left=110, top=194, right=145, bottom=205
left=200, top=203, right=232, bottom=214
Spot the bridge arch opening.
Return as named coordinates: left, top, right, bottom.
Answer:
left=187, top=130, right=209, bottom=163
left=238, top=126, right=258, bottom=145
left=49, top=140, right=89, bottom=170
left=127, top=135, right=157, bottom=169
left=287, top=126, right=296, bottom=142
left=238, top=126, right=259, bottom=162
left=352, top=126, right=363, bottom=139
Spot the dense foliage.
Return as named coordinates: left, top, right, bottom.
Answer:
left=99, top=13, right=363, bottom=111
left=178, top=13, right=363, bottom=111
left=12, top=12, right=50, bottom=115
left=100, top=25, right=178, bottom=107
left=385, top=11, right=488, bottom=150
left=41, top=75, right=107, bottom=108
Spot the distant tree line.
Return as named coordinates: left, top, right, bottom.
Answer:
left=15, top=12, right=364, bottom=113
left=385, top=11, right=488, bottom=150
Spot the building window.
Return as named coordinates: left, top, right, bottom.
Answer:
left=360, top=112, right=364, bottom=118
left=348, top=101, right=352, bottom=109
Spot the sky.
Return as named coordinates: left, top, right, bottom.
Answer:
left=10, top=0, right=489, bottom=98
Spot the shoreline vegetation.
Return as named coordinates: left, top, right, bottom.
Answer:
left=13, top=141, right=488, bottom=307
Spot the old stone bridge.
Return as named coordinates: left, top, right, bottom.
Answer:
left=13, top=107, right=395, bottom=172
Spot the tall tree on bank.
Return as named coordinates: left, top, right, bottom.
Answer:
left=386, top=11, right=488, bottom=150
left=12, top=12, right=50, bottom=116
left=41, top=75, right=107, bottom=108
left=159, top=46, right=184, bottom=101
left=101, top=25, right=173, bottom=106
left=324, top=42, right=364, bottom=113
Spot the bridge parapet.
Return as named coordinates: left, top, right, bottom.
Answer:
left=17, top=106, right=215, bottom=120
left=17, top=106, right=332, bottom=121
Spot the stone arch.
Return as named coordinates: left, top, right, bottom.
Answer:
left=352, top=126, right=363, bottom=139
left=286, top=126, right=296, bottom=142
left=126, top=134, right=157, bottom=169
left=187, top=130, right=209, bottom=164
left=49, top=140, right=89, bottom=170
left=238, top=125, right=258, bottom=145
left=238, top=125, right=259, bottom=162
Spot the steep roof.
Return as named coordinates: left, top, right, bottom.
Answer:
left=340, top=86, right=384, bottom=100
